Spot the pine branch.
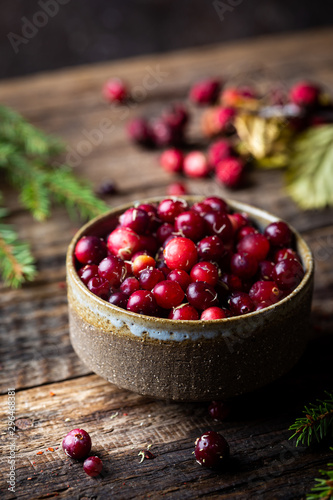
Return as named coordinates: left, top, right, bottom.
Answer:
left=289, top=392, right=333, bottom=447
left=306, top=449, right=333, bottom=500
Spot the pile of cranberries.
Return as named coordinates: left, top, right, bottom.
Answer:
left=74, top=196, right=305, bottom=320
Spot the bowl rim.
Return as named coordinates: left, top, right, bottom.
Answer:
left=66, top=196, right=314, bottom=326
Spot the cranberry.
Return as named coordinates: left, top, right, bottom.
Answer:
left=197, top=235, right=224, bottom=262
left=164, top=237, right=198, bottom=271
left=190, top=78, right=221, bottom=105
left=168, top=303, right=199, bottom=320
left=192, top=201, right=215, bottom=217
left=202, top=196, right=228, bottom=213
left=207, top=140, right=233, bottom=168
left=160, top=149, right=183, bottom=173
left=272, top=259, right=304, bottom=291
left=98, top=255, right=125, bottom=287
left=167, top=182, right=188, bottom=197
left=255, top=300, right=275, bottom=311
left=201, top=307, right=229, bottom=320
left=186, top=282, right=219, bottom=310
left=75, top=236, right=107, bottom=265
left=190, top=261, right=219, bottom=286
left=96, top=181, right=117, bottom=196
left=127, top=118, right=152, bottom=146
left=220, top=272, right=243, bottom=292
left=167, top=269, right=191, bottom=291
left=289, top=81, right=320, bottom=108
left=103, top=78, right=127, bottom=103
left=150, top=118, right=177, bottom=148
left=230, top=253, right=258, bottom=279
left=237, top=233, right=270, bottom=261
left=203, top=211, right=233, bottom=243
left=208, top=401, right=231, bottom=421
left=153, top=280, right=184, bottom=309
left=138, top=235, right=159, bottom=256
left=109, top=291, right=128, bottom=309
left=174, top=211, right=205, bottom=241
left=274, top=248, right=301, bottom=263
left=83, top=456, right=103, bottom=477
left=221, top=86, right=256, bottom=106
left=264, top=221, right=292, bottom=248
left=78, top=265, right=99, bottom=285
left=258, top=260, right=275, bottom=281
left=214, top=106, right=236, bottom=134
left=216, top=157, right=245, bottom=188
left=228, top=212, right=249, bottom=233
left=120, top=277, right=140, bottom=296
left=249, top=280, right=281, bottom=305
left=62, top=429, right=91, bottom=460
left=157, top=223, right=174, bottom=244
left=237, top=225, right=258, bottom=242
left=194, top=431, right=230, bottom=468
left=120, top=207, right=150, bottom=235
left=136, top=203, right=159, bottom=232
left=107, top=227, right=141, bottom=260
left=183, top=151, right=210, bottom=178
left=87, top=276, right=110, bottom=299
left=158, top=198, right=189, bottom=223
left=229, top=292, right=254, bottom=315
left=132, top=254, right=156, bottom=277
left=162, top=103, right=189, bottom=131
left=127, top=290, right=158, bottom=316
left=139, top=268, right=165, bottom=290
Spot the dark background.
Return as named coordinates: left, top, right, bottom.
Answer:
left=1, top=0, right=333, bottom=80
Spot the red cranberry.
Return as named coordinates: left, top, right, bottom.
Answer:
left=78, top=265, right=99, bottom=285
left=150, top=118, right=177, bottom=148
left=127, top=290, right=158, bottom=316
left=164, top=237, right=198, bottom=271
left=98, top=255, right=125, bottom=287
left=139, top=268, right=165, bottom=290
left=127, top=118, right=152, bottom=146
left=186, top=282, right=219, bottom=310
left=62, top=429, right=92, bottom=460
left=237, top=225, right=258, bottom=242
left=190, top=261, right=219, bottom=286
left=103, top=78, right=127, bottom=103
left=107, top=227, right=141, bottom=260
left=272, top=259, right=304, bottom=291
left=249, top=281, right=281, bottom=305
left=229, top=212, right=249, bottom=233
left=157, top=223, right=174, bottom=244
left=183, top=151, right=210, bottom=178
left=203, top=211, right=233, bottom=243
left=120, top=277, right=140, bottom=296
left=158, top=198, right=189, bottom=223
left=136, top=203, right=159, bottom=232
left=258, top=260, right=275, bottom=281
left=168, top=303, right=199, bottom=320
left=289, top=81, right=320, bottom=108
left=208, top=401, right=231, bottom=421
left=229, top=292, right=254, bottom=315
left=220, top=272, right=243, bottom=292
left=230, top=253, right=258, bottom=279
left=174, top=211, right=205, bottom=241
left=221, top=86, right=256, bottom=106
left=167, top=182, right=188, bottom=197
left=197, top=235, right=224, bottom=262
left=162, top=103, right=189, bottom=131
left=207, top=140, right=233, bottom=168
left=138, top=235, right=159, bottom=255
left=83, top=456, right=103, bottom=477
left=109, top=291, right=128, bottom=309
left=153, top=280, right=184, bottom=309
left=192, top=201, right=215, bottom=217
left=96, top=181, right=117, bottom=196
left=274, top=248, right=301, bottom=263
left=264, top=221, right=292, bottom=248
left=202, top=196, right=228, bottom=213
left=132, top=254, right=156, bottom=277
left=216, top=157, right=245, bottom=188
left=167, top=269, right=191, bottom=291
left=75, top=236, right=107, bottom=265
left=87, top=276, right=110, bottom=299
left=190, top=79, right=221, bottom=105
left=214, top=106, right=236, bottom=133
left=201, top=307, right=229, bottom=320
left=255, top=300, right=275, bottom=311
left=160, top=149, right=183, bottom=173
left=120, top=207, right=150, bottom=235
left=194, top=431, right=230, bottom=468
left=237, top=233, right=270, bottom=261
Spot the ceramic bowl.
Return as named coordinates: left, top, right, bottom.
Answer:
left=66, top=197, right=314, bottom=402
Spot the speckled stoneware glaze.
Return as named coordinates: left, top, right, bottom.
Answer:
left=66, top=197, right=314, bottom=402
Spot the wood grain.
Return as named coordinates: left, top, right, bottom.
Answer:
left=0, top=28, right=333, bottom=499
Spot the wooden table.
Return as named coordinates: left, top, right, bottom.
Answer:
left=1, top=28, right=333, bottom=499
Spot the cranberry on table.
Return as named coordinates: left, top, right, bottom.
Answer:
left=107, top=227, right=141, bottom=260
left=62, top=429, right=92, bottom=460
left=78, top=265, right=99, bottom=285
left=216, top=157, right=245, bottom=189
left=120, top=277, right=140, bottom=296
left=75, top=236, right=107, bottom=265
left=120, top=207, right=150, bottom=234
left=166, top=182, right=188, bottom=197
left=229, top=292, right=254, bottom=315
left=190, top=261, right=219, bottom=287
left=168, top=303, right=199, bottom=320
left=153, top=280, right=184, bottom=309
left=139, top=268, right=165, bottom=290
left=127, top=290, right=158, bottom=316
left=158, top=198, right=189, bottom=223
left=203, top=211, right=233, bottom=243
left=208, top=400, right=231, bottom=421
left=164, top=237, right=198, bottom=271
left=197, top=235, right=224, bottom=262
left=194, top=431, right=230, bottom=468
left=249, top=281, right=281, bottom=305
left=162, top=103, right=189, bottom=131
left=83, top=456, right=103, bottom=477
left=150, top=118, right=178, bottom=148
left=160, top=148, right=183, bottom=173
left=127, top=118, right=152, bottom=146
left=230, top=253, right=258, bottom=279
left=174, top=210, right=205, bottom=241
left=183, top=151, right=210, bottom=178
left=87, top=277, right=110, bottom=300
left=207, top=140, right=233, bottom=168
left=289, top=81, right=320, bottom=108
left=167, top=269, right=191, bottom=291
left=237, top=233, right=270, bottom=262
left=98, top=255, right=125, bottom=287
left=264, top=221, right=292, bottom=248
left=272, top=258, right=304, bottom=291
left=102, top=78, right=128, bottom=103
left=201, top=307, right=229, bottom=320
left=190, top=78, right=221, bottom=105
left=187, top=282, right=219, bottom=310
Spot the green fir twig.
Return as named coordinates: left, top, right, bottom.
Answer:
left=306, top=449, right=333, bottom=500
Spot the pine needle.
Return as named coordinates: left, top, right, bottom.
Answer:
left=306, top=449, right=333, bottom=500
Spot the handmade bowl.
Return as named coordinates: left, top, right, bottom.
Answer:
left=66, top=197, right=314, bottom=402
